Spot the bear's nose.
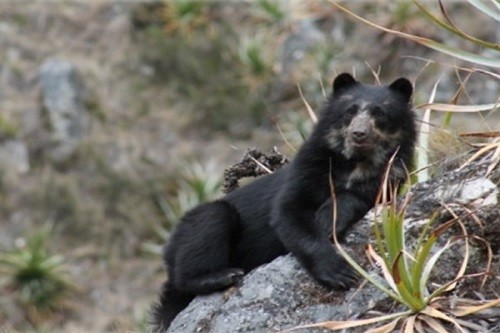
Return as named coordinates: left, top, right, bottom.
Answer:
left=352, top=130, right=367, bottom=142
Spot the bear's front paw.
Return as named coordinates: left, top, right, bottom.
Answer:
left=310, top=255, right=359, bottom=290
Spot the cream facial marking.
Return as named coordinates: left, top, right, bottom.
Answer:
left=359, top=101, right=371, bottom=111
left=339, top=94, right=354, bottom=101
left=325, top=127, right=345, bottom=150
left=356, top=110, right=370, bottom=119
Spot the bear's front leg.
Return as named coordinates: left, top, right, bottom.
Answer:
left=314, top=191, right=372, bottom=241
left=271, top=198, right=361, bottom=290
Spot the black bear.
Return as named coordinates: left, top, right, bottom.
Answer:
left=152, top=73, right=417, bottom=331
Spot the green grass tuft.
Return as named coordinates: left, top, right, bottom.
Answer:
left=0, top=225, right=76, bottom=320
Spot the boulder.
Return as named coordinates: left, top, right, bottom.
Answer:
left=168, top=255, right=387, bottom=333
left=280, top=19, right=325, bottom=76
left=39, top=59, right=89, bottom=164
left=0, top=139, right=29, bottom=174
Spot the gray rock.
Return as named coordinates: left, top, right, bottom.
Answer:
left=0, top=139, right=29, bottom=174
left=167, top=255, right=386, bottom=333
left=434, top=177, right=498, bottom=206
left=280, top=19, right=325, bottom=75
left=39, top=59, right=89, bottom=163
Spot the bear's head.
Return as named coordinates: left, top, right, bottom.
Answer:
left=322, top=73, right=415, bottom=165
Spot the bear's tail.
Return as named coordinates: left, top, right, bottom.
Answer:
left=151, top=281, right=194, bottom=332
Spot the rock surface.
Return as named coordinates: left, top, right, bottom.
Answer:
left=39, top=59, right=89, bottom=164
left=166, top=155, right=499, bottom=333
left=0, top=139, right=29, bottom=174
left=280, top=19, right=325, bottom=76
left=168, top=255, right=388, bottom=333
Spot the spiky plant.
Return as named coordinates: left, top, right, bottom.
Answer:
left=0, top=225, right=75, bottom=322
left=291, top=156, right=499, bottom=332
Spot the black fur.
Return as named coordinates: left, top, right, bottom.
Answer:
left=152, top=73, right=417, bottom=331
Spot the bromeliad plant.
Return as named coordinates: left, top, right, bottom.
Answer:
left=0, top=225, right=76, bottom=322
left=292, top=156, right=499, bottom=332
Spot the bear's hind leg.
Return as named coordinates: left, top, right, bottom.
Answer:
left=168, top=200, right=243, bottom=295
left=182, top=268, right=244, bottom=294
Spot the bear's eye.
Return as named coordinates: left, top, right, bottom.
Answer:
left=346, top=105, right=358, bottom=115
left=372, top=106, right=386, bottom=118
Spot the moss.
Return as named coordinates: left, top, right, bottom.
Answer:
left=0, top=115, right=19, bottom=140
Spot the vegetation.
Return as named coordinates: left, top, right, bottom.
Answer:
left=291, top=151, right=499, bottom=332
left=136, top=2, right=274, bottom=136
left=288, top=1, right=500, bottom=331
left=134, top=2, right=343, bottom=137
left=298, top=199, right=498, bottom=331
left=0, top=225, right=75, bottom=325
left=0, top=114, right=18, bottom=140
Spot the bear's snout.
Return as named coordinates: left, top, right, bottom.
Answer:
left=348, top=114, right=374, bottom=147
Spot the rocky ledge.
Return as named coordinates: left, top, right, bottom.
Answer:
left=166, top=154, right=499, bottom=333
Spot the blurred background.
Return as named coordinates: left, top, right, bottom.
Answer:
left=0, top=1, right=498, bottom=332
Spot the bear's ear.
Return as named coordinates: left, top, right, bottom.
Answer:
left=332, top=73, right=357, bottom=95
left=389, top=78, right=413, bottom=102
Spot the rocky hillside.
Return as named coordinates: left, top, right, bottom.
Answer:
left=0, top=1, right=498, bottom=332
